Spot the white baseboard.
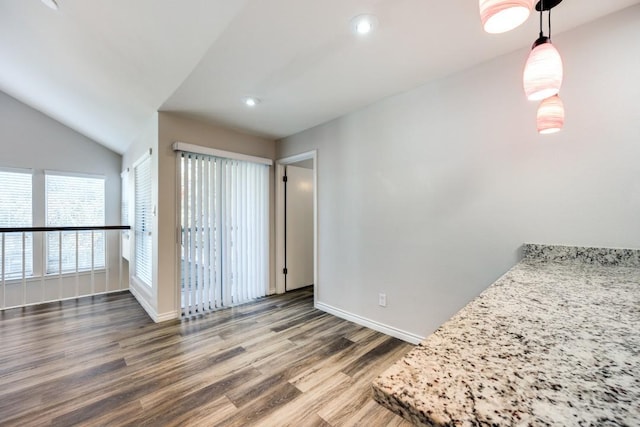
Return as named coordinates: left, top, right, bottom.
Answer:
left=129, top=284, right=156, bottom=321
left=129, top=283, right=178, bottom=323
left=156, top=310, right=179, bottom=322
left=315, top=302, right=424, bottom=345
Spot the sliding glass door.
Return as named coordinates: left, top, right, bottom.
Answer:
left=179, top=152, right=269, bottom=316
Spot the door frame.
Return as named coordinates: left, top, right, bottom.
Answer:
left=275, top=150, right=317, bottom=304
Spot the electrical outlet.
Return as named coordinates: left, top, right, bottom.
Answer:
left=378, top=293, right=387, bottom=307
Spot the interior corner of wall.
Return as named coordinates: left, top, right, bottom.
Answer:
left=314, top=301, right=424, bottom=345
left=129, top=278, right=158, bottom=321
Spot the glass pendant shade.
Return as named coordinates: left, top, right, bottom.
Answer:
left=537, top=95, right=564, bottom=134
left=479, top=0, right=534, bottom=34
left=523, top=39, right=563, bottom=101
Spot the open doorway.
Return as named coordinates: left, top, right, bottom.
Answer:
left=275, top=151, right=317, bottom=302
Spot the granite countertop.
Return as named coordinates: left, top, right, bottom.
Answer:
left=372, top=244, right=640, bottom=426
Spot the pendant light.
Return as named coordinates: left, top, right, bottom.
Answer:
left=479, top=0, right=534, bottom=34
left=537, top=95, right=564, bottom=134
left=523, top=0, right=563, bottom=101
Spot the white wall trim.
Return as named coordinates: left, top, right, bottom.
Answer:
left=278, top=151, right=315, bottom=165
left=130, top=275, right=152, bottom=297
left=156, top=309, right=179, bottom=322
left=172, top=141, right=273, bottom=166
left=129, top=282, right=179, bottom=322
left=0, top=166, right=34, bottom=174
left=315, top=301, right=424, bottom=345
left=44, top=169, right=105, bottom=180
left=132, top=148, right=152, bottom=168
left=129, top=282, right=157, bottom=320
left=0, top=290, right=129, bottom=311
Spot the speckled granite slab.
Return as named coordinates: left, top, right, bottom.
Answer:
left=523, top=243, right=640, bottom=267
left=373, top=244, right=640, bottom=426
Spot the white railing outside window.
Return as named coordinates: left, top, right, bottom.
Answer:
left=1, top=226, right=129, bottom=310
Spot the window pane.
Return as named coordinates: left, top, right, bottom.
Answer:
left=0, top=170, right=33, bottom=278
left=121, top=170, right=129, bottom=226
left=46, top=174, right=105, bottom=273
left=134, top=157, right=152, bottom=286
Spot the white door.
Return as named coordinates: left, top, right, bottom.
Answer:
left=285, top=165, right=314, bottom=290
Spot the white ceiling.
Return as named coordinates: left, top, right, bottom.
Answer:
left=1, top=0, right=638, bottom=154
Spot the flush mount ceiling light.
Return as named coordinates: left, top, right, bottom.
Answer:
left=41, top=0, right=59, bottom=10
left=523, top=0, right=563, bottom=101
left=537, top=94, right=564, bottom=134
left=242, top=97, right=260, bottom=107
left=350, top=14, right=378, bottom=35
left=479, top=0, right=534, bottom=34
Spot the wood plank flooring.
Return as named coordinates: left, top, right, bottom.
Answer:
left=0, top=288, right=415, bottom=426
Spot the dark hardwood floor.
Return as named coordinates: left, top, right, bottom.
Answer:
left=0, top=288, right=414, bottom=426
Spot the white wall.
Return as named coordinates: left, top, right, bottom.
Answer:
left=0, top=89, right=127, bottom=303
left=277, top=6, right=640, bottom=342
left=0, top=90, right=122, bottom=222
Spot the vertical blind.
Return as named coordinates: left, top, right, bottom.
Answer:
left=180, top=152, right=269, bottom=316
left=134, top=155, right=152, bottom=286
left=0, top=170, right=33, bottom=278
left=45, top=173, right=105, bottom=273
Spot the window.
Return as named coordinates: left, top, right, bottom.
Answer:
left=0, top=169, right=33, bottom=278
left=134, top=155, right=152, bottom=286
left=46, top=173, right=105, bottom=274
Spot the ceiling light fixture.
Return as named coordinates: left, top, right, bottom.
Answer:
left=242, top=97, right=260, bottom=107
left=536, top=94, right=564, bottom=134
left=350, top=14, right=378, bottom=35
left=479, top=0, right=534, bottom=34
left=41, top=0, right=59, bottom=10
left=523, top=0, right=563, bottom=101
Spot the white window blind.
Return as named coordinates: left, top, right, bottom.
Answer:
left=46, top=173, right=105, bottom=274
left=134, top=155, right=152, bottom=286
left=0, top=170, right=33, bottom=278
left=121, top=169, right=131, bottom=261
left=121, top=169, right=129, bottom=227
left=179, top=152, right=269, bottom=316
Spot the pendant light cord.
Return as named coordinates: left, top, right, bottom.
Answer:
left=539, top=0, right=544, bottom=38
left=537, top=0, right=554, bottom=41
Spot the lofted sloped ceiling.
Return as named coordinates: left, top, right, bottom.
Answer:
left=0, top=0, right=249, bottom=153
left=1, top=0, right=638, bottom=154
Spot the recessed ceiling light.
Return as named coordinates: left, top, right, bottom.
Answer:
left=41, top=0, right=59, bottom=10
left=350, top=14, right=378, bottom=35
left=356, top=20, right=372, bottom=34
left=243, top=97, right=260, bottom=107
